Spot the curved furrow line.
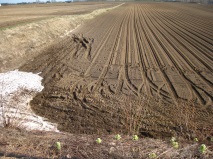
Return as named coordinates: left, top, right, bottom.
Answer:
left=151, top=4, right=213, bottom=35
left=159, top=4, right=213, bottom=33
left=163, top=20, right=213, bottom=71
left=156, top=9, right=213, bottom=53
left=129, top=6, right=138, bottom=66
left=145, top=8, right=213, bottom=89
left=154, top=5, right=213, bottom=41
left=133, top=5, right=155, bottom=97
left=134, top=5, right=172, bottom=101
left=138, top=5, right=180, bottom=103
left=111, top=6, right=132, bottom=66
left=157, top=8, right=213, bottom=47
left=114, top=7, right=140, bottom=95
left=115, top=8, right=131, bottom=94
left=89, top=8, right=131, bottom=93
left=176, top=7, right=213, bottom=29
left=123, top=8, right=139, bottom=96
left=135, top=5, right=171, bottom=100
left=152, top=10, right=213, bottom=71
left=143, top=8, right=212, bottom=104
left=71, top=9, right=129, bottom=97
left=83, top=12, right=122, bottom=77
left=160, top=13, right=213, bottom=57
left=70, top=8, right=126, bottom=96
left=175, top=13, right=213, bottom=35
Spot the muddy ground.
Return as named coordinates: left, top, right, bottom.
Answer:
left=19, top=3, right=213, bottom=139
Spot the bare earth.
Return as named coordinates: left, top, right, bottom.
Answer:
left=0, top=2, right=120, bottom=72
left=19, top=3, right=213, bottom=138
left=0, top=2, right=117, bottom=29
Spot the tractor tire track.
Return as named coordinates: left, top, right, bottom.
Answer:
left=142, top=6, right=212, bottom=104
left=19, top=3, right=213, bottom=137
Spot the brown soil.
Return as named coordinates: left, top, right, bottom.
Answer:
left=0, top=2, right=117, bottom=29
left=0, top=3, right=120, bottom=72
left=19, top=3, right=213, bottom=139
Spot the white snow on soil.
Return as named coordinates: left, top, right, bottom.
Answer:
left=0, top=70, right=43, bottom=95
left=0, top=70, right=59, bottom=132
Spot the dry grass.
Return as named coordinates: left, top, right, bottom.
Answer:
left=0, top=128, right=213, bottom=159
left=0, top=82, right=212, bottom=158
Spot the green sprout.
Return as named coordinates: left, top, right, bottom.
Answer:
left=199, top=144, right=207, bottom=154
left=56, top=142, right=61, bottom=151
left=194, top=138, right=198, bottom=142
left=149, top=152, right=157, bottom=158
left=170, top=137, right=178, bottom=148
left=133, top=135, right=139, bottom=141
left=96, top=138, right=102, bottom=144
left=170, top=137, right=176, bottom=142
left=211, top=137, right=213, bottom=142
left=115, top=134, right=121, bottom=140
left=172, top=141, right=179, bottom=149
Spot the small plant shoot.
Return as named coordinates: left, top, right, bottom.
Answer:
left=172, top=142, right=179, bottom=149
left=199, top=144, right=207, bottom=154
left=170, top=137, right=176, bottom=142
left=170, top=137, right=178, bottom=148
left=115, top=134, right=121, bottom=140
left=96, top=138, right=102, bottom=144
left=149, top=152, right=157, bottom=158
left=56, top=142, right=61, bottom=151
left=133, top=135, right=139, bottom=141
left=194, top=138, right=198, bottom=142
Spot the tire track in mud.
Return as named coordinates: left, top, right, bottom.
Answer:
left=148, top=5, right=212, bottom=70
left=118, top=7, right=139, bottom=96
left=151, top=4, right=213, bottom=56
left=133, top=5, right=167, bottom=99
left=148, top=10, right=212, bottom=72
left=142, top=5, right=213, bottom=105
left=82, top=7, right=131, bottom=96
left=135, top=4, right=170, bottom=99
left=69, top=5, right=134, bottom=102
left=137, top=5, right=180, bottom=104
left=20, top=3, right=213, bottom=137
left=158, top=11, right=213, bottom=62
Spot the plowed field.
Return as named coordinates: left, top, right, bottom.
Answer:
left=20, top=3, right=213, bottom=138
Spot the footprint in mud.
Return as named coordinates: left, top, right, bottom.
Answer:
left=72, top=34, right=94, bottom=60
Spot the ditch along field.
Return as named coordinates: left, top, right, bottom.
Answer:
left=0, top=2, right=119, bottom=72
left=20, top=3, right=213, bottom=139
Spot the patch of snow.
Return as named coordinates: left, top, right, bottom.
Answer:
left=0, top=70, right=43, bottom=96
left=0, top=70, right=59, bottom=132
